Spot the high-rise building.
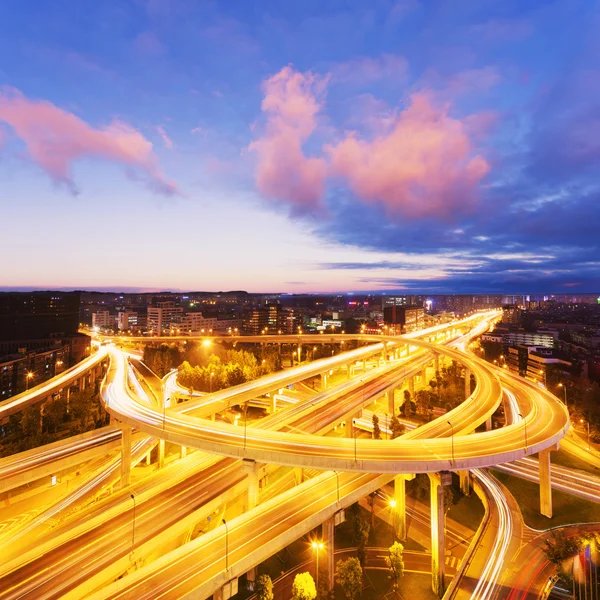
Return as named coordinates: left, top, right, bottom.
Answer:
left=383, top=305, right=425, bottom=333
left=147, top=301, right=183, bottom=334
left=117, top=311, right=138, bottom=332
left=92, top=309, right=115, bottom=329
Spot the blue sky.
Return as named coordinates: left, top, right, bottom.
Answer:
left=0, top=0, right=599, bottom=293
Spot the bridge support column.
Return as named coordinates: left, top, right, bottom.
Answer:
left=243, top=459, right=260, bottom=511
left=345, top=412, right=361, bottom=437
left=321, top=373, right=328, bottom=391
left=405, top=344, right=410, bottom=356
left=158, top=439, right=165, bottom=468
left=429, top=471, right=452, bottom=597
left=214, top=580, right=238, bottom=600
left=180, top=445, right=187, bottom=459
left=120, top=425, right=132, bottom=488
left=464, top=368, right=471, bottom=399
left=346, top=363, right=353, bottom=380
left=459, top=470, right=470, bottom=496
left=394, top=474, right=415, bottom=540
left=293, top=467, right=304, bottom=485
left=408, top=376, right=415, bottom=397
left=387, top=388, right=395, bottom=414
left=80, top=376, right=86, bottom=391
left=485, top=416, right=492, bottom=431
left=269, top=394, right=277, bottom=414
left=421, top=366, right=428, bottom=383
left=435, top=353, right=440, bottom=374
left=539, top=448, right=554, bottom=518
left=381, top=343, right=388, bottom=363
left=323, top=516, right=335, bottom=591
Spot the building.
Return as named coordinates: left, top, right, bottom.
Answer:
left=383, top=305, right=425, bottom=334
left=244, top=304, right=283, bottom=334
left=213, top=319, right=243, bottom=333
left=92, top=309, right=115, bottom=329
left=502, top=330, right=557, bottom=348
left=502, top=304, right=521, bottom=325
left=0, top=291, right=80, bottom=340
left=0, top=345, right=69, bottom=399
left=147, top=301, right=183, bottom=335
left=170, top=312, right=218, bottom=335
left=117, top=311, right=138, bottom=332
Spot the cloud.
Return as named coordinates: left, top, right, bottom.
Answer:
left=0, top=87, right=180, bottom=196
left=325, top=92, right=490, bottom=219
left=248, top=65, right=329, bottom=212
left=332, top=54, right=409, bottom=85
left=191, top=126, right=205, bottom=135
left=156, top=125, right=173, bottom=149
left=133, top=31, right=165, bottom=55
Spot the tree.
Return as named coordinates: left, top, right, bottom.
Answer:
left=544, top=530, right=582, bottom=565
left=390, top=415, right=405, bottom=439
left=415, top=390, right=431, bottom=415
left=346, top=503, right=370, bottom=566
left=292, top=572, right=316, bottom=600
left=255, top=574, right=274, bottom=600
left=385, top=541, right=405, bottom=592
left=372, top=414, right=381, bottom=440
left=403, top=389, right=411, bottom=406
left=335, top=557, right=363, bottom=600
left=444, top=487, right=455, bottom=514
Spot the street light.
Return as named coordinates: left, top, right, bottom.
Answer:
left=26, top=371, right=34, bottom=390
left=222, top=518, right=229, bottom=571
left=352, top=419, right=358, bottom=464
left=311, top=541, right=324, bottom=592
left=130, top=493, right=136, bottom=554
left=557, top=383, right=568, bottom=409
left=447, top=421, right=454, bottom=465
left=518, top=413, right=528, bottom=452
left=580, top=418, right=591, bottom=450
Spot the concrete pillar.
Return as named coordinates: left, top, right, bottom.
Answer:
left=180, top=445, right=187, bottom=459
left=323, top=516, right=335, bottom=591
left=408, top=376, right=415, bottom=397
left=539, top=448, right=553, bottom=518
left=459, top=470, right=470, bottom=496
left=421, top=367, right=428, bottom=383
left=345, top=418, right=353, bottom=437
left=120, top=425, right=132, bottom=488
left=346, top=363, right=353, bottom=380
left=321, top=373, right=328, bottom=391
left=429, top=471, right=452, bottom=597
left=435, top=353, right=440, bottom=375
left=243, top=459, right=260, bottom=511
left=293, top=467, right=304, bottom=485
left=394, top=474, right=415, bottom=541
left=246, top=568, right=256, bottom=591
left=464, top=368, right=471, bottom=399
left=269, top=394, right=276, bottom=414
left=145, top=450, right=152, bottom=466
left=381, top=343, right=388, bottom=363
left=485, top=416, right=492, bottom=431
left=80, top=376, right=86, bottom=391
left=387, top=388, right=395, bottom=414
left=158, top=439, right=165, bottom=468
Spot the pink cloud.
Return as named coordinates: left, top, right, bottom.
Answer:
left=156, top=125, right=173, bottom=149
left=325, top=93, right=490, bottom=219
left=0, top=87, right=179, bottom=196
left=248, top=66, right=328, bottom=212
left=332, top=54, right=409, bottom=85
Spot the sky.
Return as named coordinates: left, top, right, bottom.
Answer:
left=0, top=0, right=599, bottom=294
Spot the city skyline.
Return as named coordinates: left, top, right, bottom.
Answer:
left=1, top=0, right=600, bottom=294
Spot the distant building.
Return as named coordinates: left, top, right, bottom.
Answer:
left=147, top=301, right=183, bottom=335
left=213, top=319, right=243, bottom=333
left=245, top=304, right=283, bottom=334
left=383, top=305, right=425, bottom=334
left=92, top=309, right=115, bottom=329
left=170, top=312, right=218, bottom=335
left=502, top=330, right=557, bottom=348
left=117, top=311, right=138, bottom=332
left=502, top=305, right=521, bottom=325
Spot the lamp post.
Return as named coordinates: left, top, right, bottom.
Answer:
left=352, top=419, right=358, bottom=464
left=222, top=518, right=229, bottom=571
left=130, top=493, right=136, bottom=553
left=518, top=413, right=528, bottom=452
left=244, top=401, right=249, bottom=450
left=557, top=383, right=568, bottom=409
left=580, top=419, right=591, bottom=450
left=26, top=371, right=34, bottom=391
left=311, top=541, right=324, bottom=593
left=447, top=420, right=454, bottom=465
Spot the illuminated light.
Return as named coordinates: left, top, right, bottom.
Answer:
left=51, top=475, right=57, bottom=486
left=390, top=499, right=397, bottom=509
left=202, top=339, right=212, bottom=347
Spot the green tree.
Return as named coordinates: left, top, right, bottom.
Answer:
left=335, top=557, right=363, bottom=600
left=372, top=414, right=381, bottom=440
left=44, top=398, right=66, bottom=434
left=346, top=503, right=370, bottom=566
left=21, top=405, right=41, bottom=437
left=292, top=572, right=316, bottom=600
left=415, top=390, right=431, bottom=415
left=385, top=541, right=405, bottom=592
left=255, top=574, right=274, bottom=600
